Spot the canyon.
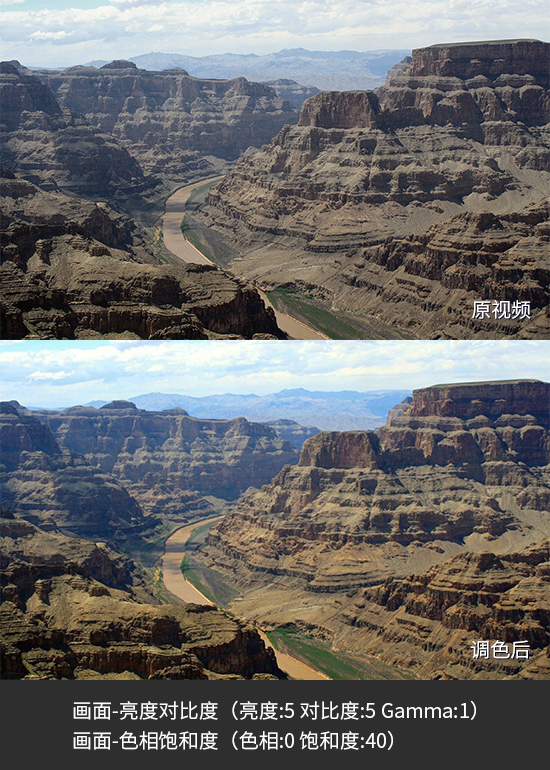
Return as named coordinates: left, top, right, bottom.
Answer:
left=1, top=399, right=299, bottom=536
left=0, top=398, right=299, bottom=679
left=0, top=169, right=283, bottom=339
left=196, top=379, right=550, bottom=678
left=2, top=380, right=549, bottom=679
left=197, top=40, right=550, bottom=339
left=0, top=61, right=291, bottom=339
left=3, top=40, right=548, bottom=340
left=32, top=60, right=298, bottom=183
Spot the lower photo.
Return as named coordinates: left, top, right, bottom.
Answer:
left=1, top=339, right=549, bottom=682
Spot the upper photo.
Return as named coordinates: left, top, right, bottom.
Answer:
left=1, top=2, right=549, bottom=340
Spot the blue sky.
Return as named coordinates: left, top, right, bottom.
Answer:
left=1, top=1, right=548, bottom=68
left=0, top=340, right=548, bottom=408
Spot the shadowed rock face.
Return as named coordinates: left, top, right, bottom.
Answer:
left=197, top=40, right=550, bottom=339
left=36, top=61, right=299, bottom=181
left=0, top=511, right=282, bottom=680
left=197, top=380, right=550, bottom=678
left=0, top=406, right=145, bottom=540
left=0, top=171, right=284, bottom=340
left=0, top=63, right=149, bottom=198
left=19, top=401, right=300, bottom=520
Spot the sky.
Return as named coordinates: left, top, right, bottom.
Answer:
left=1, top=0, right=548, bottom=68
left=0, top=340, right=548, bottom=408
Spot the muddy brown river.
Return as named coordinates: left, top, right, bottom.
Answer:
left=162, top=520, right=329, bottom=680
left=162, top=179, right=328, bottom=340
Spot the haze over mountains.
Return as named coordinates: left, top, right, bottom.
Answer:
left=83, top=388, right=412, bottom=431
left=85, top=49, right=412, bottom=92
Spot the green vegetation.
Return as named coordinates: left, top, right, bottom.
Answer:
left=180, top=215, right=217, bottom=262
left=179, top=518, right=241, bottom=606
left=267, top=287, right=415, bottom=340
left=266, top=288, right=366, bottom=339
left=151, top=566, right=173, bottom=604
left=180, top=556, right=217, bottom=603
left=187, top=179, right=222, bottom=205
left=266, top=628, right=415, bottom=680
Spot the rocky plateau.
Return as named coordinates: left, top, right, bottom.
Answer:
left=197, top=379, right=550, bottom=678
left=197, top=40, right=550, bottom=339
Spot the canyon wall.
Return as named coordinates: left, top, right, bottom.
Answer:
left=4, top=400, right=299, bottom=530
left=0, top=170, right=284, bottom=340
left=198, top=40, right=550, bottom=339
left=38, top=60, right=299, bottom=181
left=198, top=380, right=550, bottom=678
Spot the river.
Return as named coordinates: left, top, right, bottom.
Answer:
left=162, top=519, right=329, bottom=680
left=162, top=179, right=328, bottom=340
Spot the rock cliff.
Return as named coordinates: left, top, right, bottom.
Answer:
left=0, top=402, right=145, bottom=540
left=197, top=40, right=550, bottom=339
left=37, top=61, right=298, bottom=181
left=0, top=510, right=282, bottom=679
left=336, top=539, right=550, bottom=676
left=197, top=380, right=550, bottom=678
left=0, top=63, right=150, bottom=198
left=15, top=400, right=299, bottom=523
left=0, top=170, right=284, bottom=339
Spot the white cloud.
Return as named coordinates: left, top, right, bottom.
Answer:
left=1, top=1, right=548, bottom=67
left=1, top=340, right=548, bottom=409
left=29, top=369, right=71, bottom=381
left=30, top=30, right=70, bottom=40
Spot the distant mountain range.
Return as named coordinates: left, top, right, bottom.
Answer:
left=83, top=388, right=412, bottom=431
left=84, top=48, right=411, bottom=91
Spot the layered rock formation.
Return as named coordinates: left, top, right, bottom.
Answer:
left=0, top=402, right=145, bottom=540
left=11, top=400, right=299, bottom=524
left=0, top=63, right=149, bottom=198
left=0, top=170, right=284, bottom=339
left=37, top=61, right=298, bottom=181
left=197, top=40, right=550, bottom=339
left=337, top=539, right=550, bottom=678
left=198, top=380, right=550, bottom=678
left=0, top=510, right=282, bottom=679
